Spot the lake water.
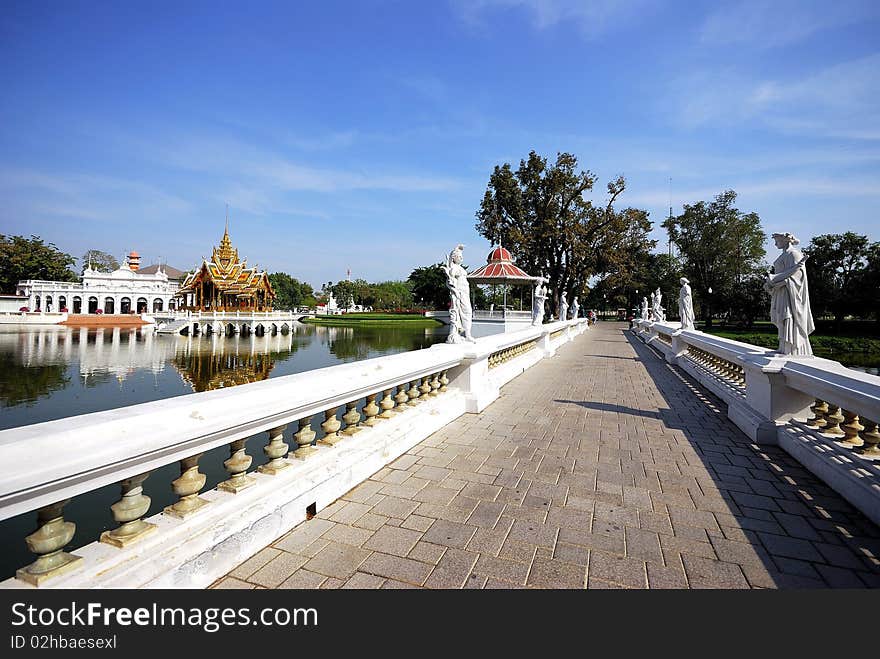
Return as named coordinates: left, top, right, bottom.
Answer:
left=0, top=323, right=449, bottom=431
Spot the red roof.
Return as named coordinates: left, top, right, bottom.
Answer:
left=487, top=246, right=512, bottom=263
left=468, top=246, right=533, bottom=283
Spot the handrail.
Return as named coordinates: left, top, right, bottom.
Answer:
left=782, top=359, right=880, bottom=425
left=0, top=316, right=590, bottom=587
left=632, top=318, right=880, bottom=526
left=0, top=344, right=462, bottom=521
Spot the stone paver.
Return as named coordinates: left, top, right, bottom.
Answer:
left=213, top=323, right=880, bottom=589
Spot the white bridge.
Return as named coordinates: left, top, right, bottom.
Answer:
left=154, top=310, right=316, bottom=336
left=4, top=316, right=880, bottom=589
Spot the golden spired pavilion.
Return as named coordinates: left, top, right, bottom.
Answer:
left=175, top=224, right=276, bottom=312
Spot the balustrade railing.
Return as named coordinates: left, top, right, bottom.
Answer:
left=1, top=318, right=589, bottom=588
left=488, top=339, right=537, bottom=369
left=632, top=317, right=880, bottom=526
left=683, top=345, right=746, bottom=395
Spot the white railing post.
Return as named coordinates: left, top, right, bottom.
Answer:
left=738, top=354, right=814, bottom=444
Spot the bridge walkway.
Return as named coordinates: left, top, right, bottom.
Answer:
left=212, top=322, right=880, bottom=589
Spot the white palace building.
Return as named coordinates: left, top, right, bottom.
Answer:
left=16, top=251, right=183, bottom=315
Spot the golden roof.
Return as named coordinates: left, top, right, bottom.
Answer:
left=177, top=227, right=275, bottom=300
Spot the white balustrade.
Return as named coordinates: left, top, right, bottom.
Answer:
left=0, top=318, right=589, bottom=589
left=632, top=317, right=880, bottom=526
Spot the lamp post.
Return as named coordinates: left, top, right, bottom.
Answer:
left=706, top=286, right=713, bottom=329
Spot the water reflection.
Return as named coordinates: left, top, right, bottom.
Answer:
left=0, top=322, right=449, bottom=429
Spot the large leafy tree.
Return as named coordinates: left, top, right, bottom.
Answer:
left=476, top=150, right=651, bottom=316
left=82, top=249, right=119, bottom=273
left=861, top=242, right=880, bottom=324
left=408, top=264, right=450, bottom=310
left=803, top=232, right=875, bottom=328
left=372, top=281, right=414, bottom=310
left=662, top=190, right=765, bottom=328
left=0, top=234, right=78, bottom=293
left=330, top=280, right=358, bottom=309
left=268, top=272, right=313, bottom=310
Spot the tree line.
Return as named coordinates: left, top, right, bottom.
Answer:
left=471, top=150, right=879, bottom=329
left=4, top=157, right=877, bottom=328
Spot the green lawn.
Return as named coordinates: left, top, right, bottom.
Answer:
left=704, top=325, right=880, bottom=356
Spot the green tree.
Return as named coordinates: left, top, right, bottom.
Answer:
left=330, top=280, right=358, bottom=309
left=662, top=190, right=765, bottom=328
left=0, top=234, right=78, bottom=294
left=476, top=150, right=651, bottom=317
left=860, top=242, right=880, bottom=325
left=372, top=281, right=414, bottom=310
left=82, top=249, right=119, bottom=273
left=407, top=264, right=450, bottom=310
left=268, top=272, right=310, bottom=310
left=803, top=232, right=874, bottom=328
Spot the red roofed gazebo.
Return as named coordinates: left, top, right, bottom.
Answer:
left=467, top=246, right=536, bottom=322
left=467, top=246, right=533, bottom=283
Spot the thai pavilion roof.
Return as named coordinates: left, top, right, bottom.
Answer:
left=467, top=246, right=535, bottom=284
left=177, top=227, right=275, bottom=299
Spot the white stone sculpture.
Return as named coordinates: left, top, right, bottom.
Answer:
left=651, top=287, right=665, bottom=322
left=559, top=292, right=568, bottom=321
left=641, top=297, right=649, bottom=321
left=532, top=276, right=548, bottom=326
left=678, top=277, right=695, bottom=330
left=765, top=232, right=814, bottom=356
left=443, top=244, right=475, bottom=344
left=569, top=296, right=580, bottom=319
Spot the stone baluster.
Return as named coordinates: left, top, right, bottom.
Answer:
left=419, top=376, right=432, bottom=398
left=219, top=439, right=255, bottom=492
left=440, top=370, right=449, bottom=392
left=394, top=384, right=410, bottom=409
left=379, top=388, right=397, bottom=418
left=101, top=473, right=157, bottom=546
left=164, top=454, right=208, bottom=519
left=17, top=500, right=83, bottom=585
left=407, top=379, right=422, bottom=406
left=428, top=372, right=441, bottom=397
left=258, top=424, right=290, bottom=474
left=342, top=401, right=362, bottom=435
left=293, top=416, right=318, bottom=458
left=858, top=420, right=880, bottom=458
left=319, top=407, right=342, bottom=446
left=806, top=400, right=828, bottom=429
left=841, top=410, right=865, bottom=448
left=823, top=404, right=846, bottom=437
left=363, top=393, right=381, bottom=426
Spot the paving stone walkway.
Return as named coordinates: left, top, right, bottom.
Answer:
left=211, top=323, right=880, bottom=589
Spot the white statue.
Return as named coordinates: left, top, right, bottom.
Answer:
left=678, top=277, right=695, bottom=330
left=641, top=297, right=649, bottom=321
left=532, top=275, right=548, bottom=326
left=442, top=244, right=475, bottom=343
left=559, top=292, right=568, bottom=321
left=651, top=287, right=665, bottom=322
left=569, top=296, right=580, bottom=319
left=765, top=232, right=814, bottom=356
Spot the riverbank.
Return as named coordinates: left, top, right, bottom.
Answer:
left=61, top=314, right=151, bottom=327
left=303, top=313, right=442, bottom=328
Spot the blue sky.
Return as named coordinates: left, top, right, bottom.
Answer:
left=1, top=0, right=878, bottom=289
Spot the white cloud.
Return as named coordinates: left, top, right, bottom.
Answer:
left=671, top=53, right=880, bottom=140
left=700, top=0, right=880, bottom=48
left=451, top=0, right=655, bottom=38
left=0, top=168, right=193, bottom=222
